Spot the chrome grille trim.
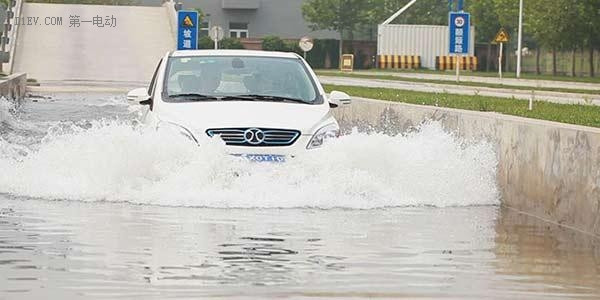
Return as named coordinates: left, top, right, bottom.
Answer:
left=207, top=128, right=301, bottom=147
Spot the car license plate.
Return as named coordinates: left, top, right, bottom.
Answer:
left=237, top=154, right=286, bottom=163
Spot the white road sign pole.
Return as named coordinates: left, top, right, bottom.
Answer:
left=499, top=42, right=503, bottom=79
left=209, top=26, right=224, bottom=50
left=456, top=54, right=460, bottom=82
left=516, top=0, right=524, bottom=78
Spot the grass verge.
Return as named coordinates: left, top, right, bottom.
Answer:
left=367, top=68, right=600, bottom=84
left=323, top=84, right=600, bottom=128
left=317, top=71, right=600, bottom=95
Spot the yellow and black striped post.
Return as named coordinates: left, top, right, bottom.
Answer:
left=378, top=55, right=421, bottom=70
left=436, top=56, right=478, bottom=71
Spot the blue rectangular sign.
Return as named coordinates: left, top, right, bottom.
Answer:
left=177, top=10, right=198, bottom=50
left=449, top=12, right=470, bottom=54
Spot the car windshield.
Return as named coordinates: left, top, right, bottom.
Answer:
left=164, top=55, right=319, bottom=103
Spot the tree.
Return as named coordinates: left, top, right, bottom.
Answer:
left=467, top=0, right=501, bottom=71
left=492, top=0, right=519, bottom=32
left=368, top=0, right=450, bottom=25
left=580, top=0, right=600, bottom=77
left=302, top=0, right=371, bottom=61
left=526, top=0, right=580, bottom=76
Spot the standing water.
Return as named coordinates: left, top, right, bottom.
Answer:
left=0, top=93, right=598, bottom=299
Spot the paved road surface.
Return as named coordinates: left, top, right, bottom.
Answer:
left=341, top=71, right=600, bottom=91
left=319, top=76, right=600, bottom=106
left=13, top=3, right=174, bottom=84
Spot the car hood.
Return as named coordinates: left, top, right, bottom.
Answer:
left=156, top=101, right=332, bottom=134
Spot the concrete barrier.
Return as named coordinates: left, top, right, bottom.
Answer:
left=0, top=73, right=27, bottom=105
left=333, top=97, right=600, bottom=237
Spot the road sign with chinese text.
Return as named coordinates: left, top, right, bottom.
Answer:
left=177, top=10, right=198, bottom=50
left=449, top=12, right=470, bottom=54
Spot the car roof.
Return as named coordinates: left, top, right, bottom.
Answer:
left=170, top=49, right=301, bottom=58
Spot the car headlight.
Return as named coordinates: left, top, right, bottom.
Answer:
left=307, top=123, right=340, bottom=149
left=156, top=121, right=198, bottom=144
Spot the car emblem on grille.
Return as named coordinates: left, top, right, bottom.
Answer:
left=243, top=128, right=265, bottom=145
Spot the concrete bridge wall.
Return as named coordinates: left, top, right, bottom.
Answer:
left=0, top=73, right=27, bottom=105
left=12, top=3, right=175, bottom=83
left=334, top=98, right=600, bottom=237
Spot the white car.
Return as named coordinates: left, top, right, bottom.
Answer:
left=127, top=50, right=351, bottom=162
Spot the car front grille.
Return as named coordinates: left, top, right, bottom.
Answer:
left=206, top=128, right=301, bottom=147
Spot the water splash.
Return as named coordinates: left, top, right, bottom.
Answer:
left=0, top=117, right=499, bottom=208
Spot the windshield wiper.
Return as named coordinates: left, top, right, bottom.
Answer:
left=219, top=95, right=259, bottom=101
left=168, top=93, right=219, bottom=101
left=236, top=94, right=311, bottom=104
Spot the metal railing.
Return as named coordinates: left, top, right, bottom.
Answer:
left=1, top=0, right=23, bottom=74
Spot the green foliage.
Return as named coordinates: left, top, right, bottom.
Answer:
left=491, top=0, right=519, bottom=32
left=323, top=84, right=600, bottom=128
left=198, top=36, right=245, bottom=50
left=260, top=35, right=303, bottom=54
left=301, top=0, right=371, bottom=55
left=369, top=0, right=449, bottom=25
left=466, top=0, right=501, bottom=43
left=526, top=0, right=572, bottom=50
left=261, top=36, right=287, bottom=51
left=302, top=0, right=371, bottom=34
left=198, top=36, right=213, bottom=49
left=306, top=39, right=340, bottom=69
left=259, top=35, right=339, bottom=68
left=220, top=38, right=245, bottom=49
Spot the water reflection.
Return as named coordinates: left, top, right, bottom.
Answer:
left=0, top=198, right=599, bottom=299
left=494, top=207, right=600, bottom=298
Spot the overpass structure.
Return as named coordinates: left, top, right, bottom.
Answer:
left=11, top=2, right=175, bottom=85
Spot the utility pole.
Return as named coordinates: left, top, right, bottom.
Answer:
left=516, top=0, right=523, bottom=78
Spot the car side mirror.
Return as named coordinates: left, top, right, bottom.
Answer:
left=328, top=91, right=351, bottom=108
left=127, top=88, right=151, bottom=105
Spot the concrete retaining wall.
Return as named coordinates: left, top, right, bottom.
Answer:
left=0, top=73, right=27, bottom=105
left=333, top=97, right=600, bottom=237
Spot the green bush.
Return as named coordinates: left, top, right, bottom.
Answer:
left=197, top=36, right=245, bottom=50
left=220, top=38, right=245, bottom=49
left=261, top=35, right=303, bottom=54
left=284, top=41, right=303, bottom=55
left=262, top=35, right=287, bottom=51
left=198, top=36, right=213, bottom=49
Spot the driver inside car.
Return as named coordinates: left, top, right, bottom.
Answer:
left=177, top=63, right=223, bottom=94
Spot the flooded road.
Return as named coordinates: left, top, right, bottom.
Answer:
left=0, top=93, right=599, bottom=299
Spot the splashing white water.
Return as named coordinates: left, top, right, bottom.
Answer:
left=0, top=119, right=499, bottom=208
left=0, top=97, right=17, bottom=124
